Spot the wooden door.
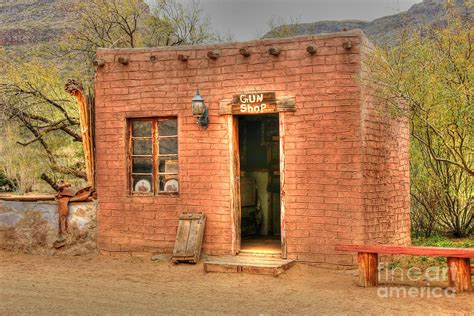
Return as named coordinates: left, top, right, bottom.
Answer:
left=171, top=212, right=206, bottom=263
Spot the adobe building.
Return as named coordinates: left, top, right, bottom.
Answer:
left=94, top=30, right=411, bottom=267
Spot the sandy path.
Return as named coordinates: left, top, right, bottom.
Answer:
left=0, top=251, right=472, bottom=315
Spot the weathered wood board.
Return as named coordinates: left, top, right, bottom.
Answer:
left=447, top=257, right=472, bottom=293
left=240, top=177, right=256, bottom=207
left=335, top=244, right=474, bottom=258
left=336, top=244, right=474, bottom=292
left=172, top=212, right=206, bottom=263
left=358, top=252, right=378, bottom=287
left=204, top=255, right=295, bottom=277
left=219, top=92, right=295, bottom=115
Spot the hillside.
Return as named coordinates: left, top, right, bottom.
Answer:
left=0, top=0, right=71, bottom=46
left=263, top=0, right=469, bottom=45
left=0, top=0, right=470, bottom=48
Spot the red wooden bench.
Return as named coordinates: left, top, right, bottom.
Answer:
left=335, top=244, right=474, bottom=293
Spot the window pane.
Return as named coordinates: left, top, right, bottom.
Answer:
left=159, top=157, right=178, bottom=173
left=158, top=119, right=177, bottom=136
left=132, top=158, right=153, bottom=173
left=159, top=137, right=178, bottom=155
left=133, top=139, right=152, bottom=155
left=132, top=120, right=152, bottom=137
left=159, top=175, right=179, bottom=193
left=132, top=175, right=153, bottom=193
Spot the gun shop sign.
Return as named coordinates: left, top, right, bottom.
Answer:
left=218, top=91, right=296, bottom=115
left=232, top=92, right=277, bottom=114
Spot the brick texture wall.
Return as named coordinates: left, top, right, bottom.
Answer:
left=359, top=36, right=411, bottom=247
left=94, top=30, right=410, bottom=266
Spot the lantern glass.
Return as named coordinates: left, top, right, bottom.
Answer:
left=191, top=89, right=208, bottom=128
left=192, top=101, right=205, bottom=116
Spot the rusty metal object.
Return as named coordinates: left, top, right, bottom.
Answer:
left=55, top=182, right=95, bottom=238
left=56, top=181, right=74, bottom=235
left=70, top=186, right=96, bottom=202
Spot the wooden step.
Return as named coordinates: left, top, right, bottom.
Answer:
left=204, top=255, right=295, bottom=277
left=238, top=250, right=282, bottom=259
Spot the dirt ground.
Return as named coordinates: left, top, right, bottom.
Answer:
left=1, top=251, right=473, bottom=315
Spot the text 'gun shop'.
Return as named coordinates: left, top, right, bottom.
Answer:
left=235, top=92, right=277, bottom=114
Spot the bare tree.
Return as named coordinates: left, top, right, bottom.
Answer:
left=0, top=56, right=86, bottom=189
left=1, top=0, right=218, bottom=191
left=262, top=15, right=300, bottom=39
left=144, top=0, right=214, bottom=47
left=62, top=0, right=149, bottom=58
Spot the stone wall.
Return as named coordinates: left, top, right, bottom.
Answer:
left=0, top=199, right=97, bottom=255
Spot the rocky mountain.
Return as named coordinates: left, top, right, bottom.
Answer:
left=264, top=0, right=470, bottom=45
left=0, top=0, right=71, bottom=46
left=0, top=0, right=470, bottom=48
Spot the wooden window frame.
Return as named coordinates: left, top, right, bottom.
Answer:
left=128, top=117, right=179, bottom=196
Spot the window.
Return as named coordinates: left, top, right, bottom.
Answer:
left=129, top=118, right=178, bottom=195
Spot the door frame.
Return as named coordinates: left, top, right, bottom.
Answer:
left=228, top=115, right=241, bottom=254
left=278, top=112, right=287, bottom=258
left=228, top=113, right=287, bottom=258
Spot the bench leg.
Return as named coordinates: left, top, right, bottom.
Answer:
left=358, top=252, right=378, bottom=287
left=447, top=257, right=472, bottom=293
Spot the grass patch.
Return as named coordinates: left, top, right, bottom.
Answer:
left=384, top=236, right=473, bottom=270
left=412, top=236, right=474, bottom=248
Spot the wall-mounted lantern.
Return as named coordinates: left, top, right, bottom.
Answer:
left=191, top=89, right=208, bottom=128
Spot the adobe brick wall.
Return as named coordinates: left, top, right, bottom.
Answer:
left=359, top=36, right=411, bottom=247
left=94, top=30, right=410, bottom=266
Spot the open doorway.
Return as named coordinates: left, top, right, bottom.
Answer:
left=238, top=114, right=281, bottom=254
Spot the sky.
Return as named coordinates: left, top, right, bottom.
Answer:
left=199, top=0, right=423, bottom=41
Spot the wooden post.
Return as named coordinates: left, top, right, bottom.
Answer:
left=228, top=115, right=241, bottom=255
left=64, top=79, right=95, bottom=188
left=306, top=45, right=317, bottom=55
left=279, top=112, right=287, bottom=259
left=358, top=252, right=378, bottom=287
left=178, top=54, right=189, bottom=61
left=447, top=257, right=472, bottom=293
left=268, top=47, right=281, bottom=56
left=239, top=48, right=251, bottom=57
left=207, top=50, right=220, bottom=59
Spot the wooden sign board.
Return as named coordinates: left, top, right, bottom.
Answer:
left=172, top=212, right=206, bottom=263
left=232, top=92, right=277, bottom=115
left=219, top=92, right=295, bottom=115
